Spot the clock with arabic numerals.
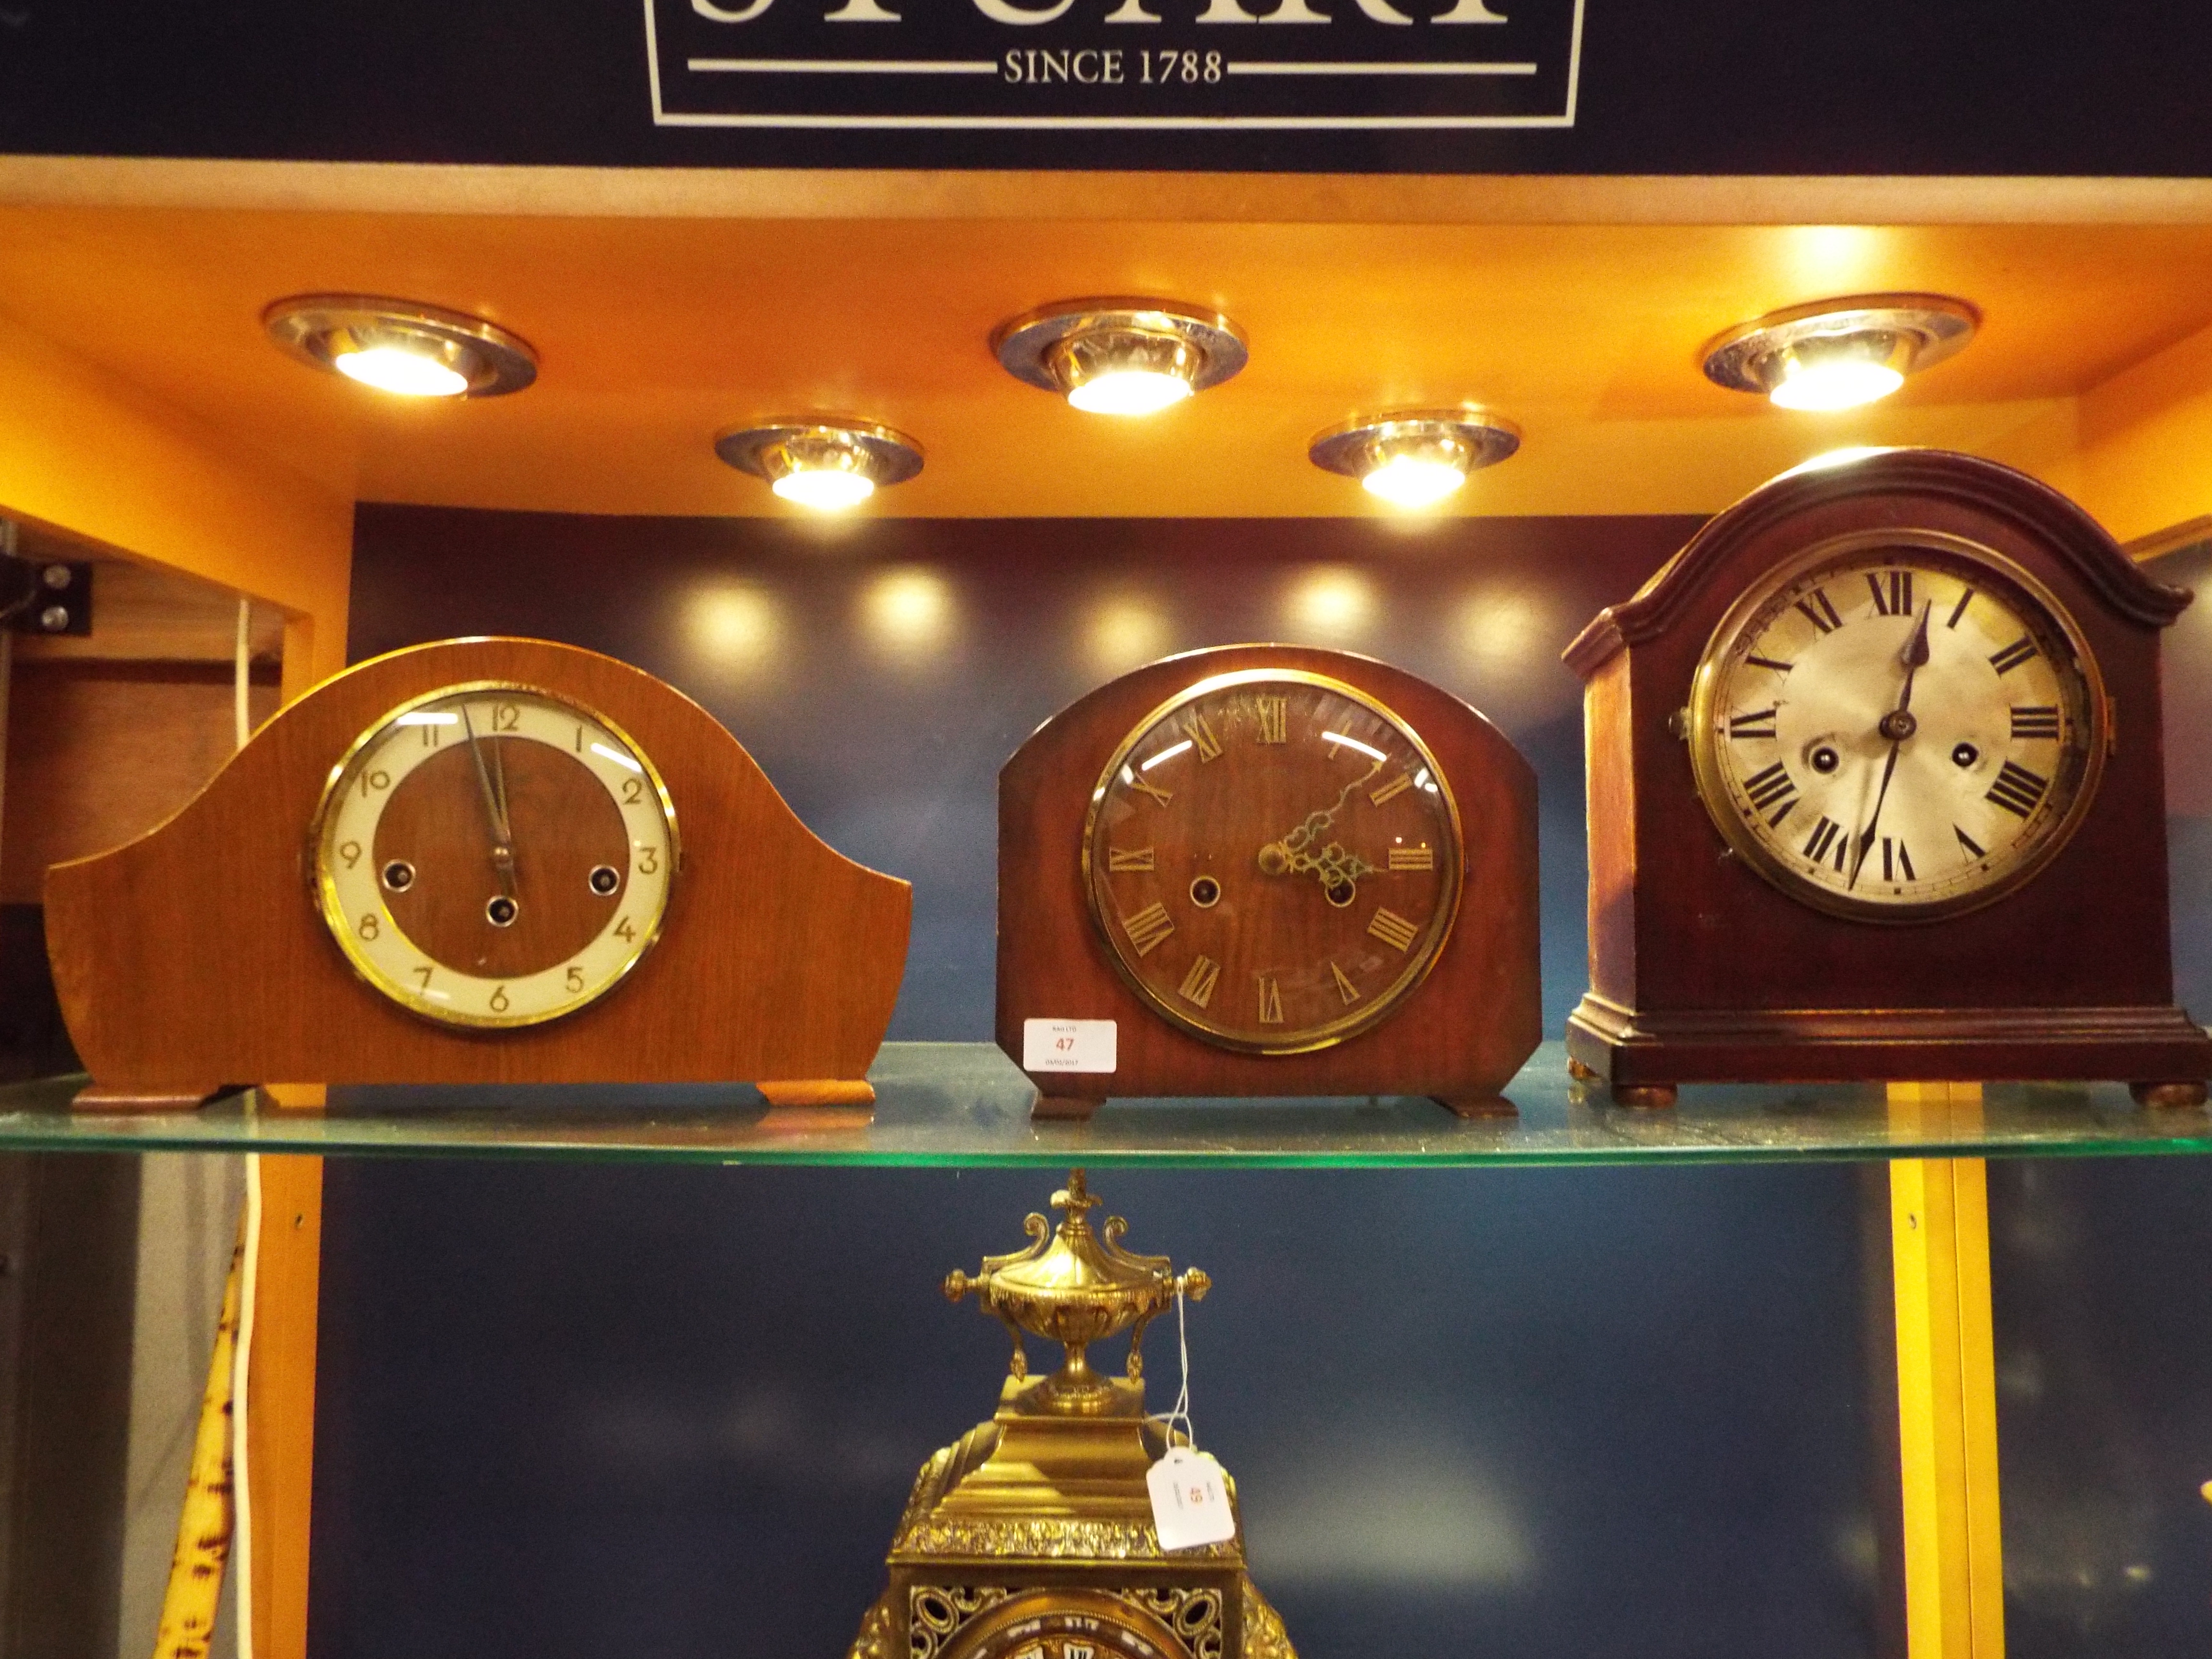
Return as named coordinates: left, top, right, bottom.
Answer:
left=1563, top=447, right=2212, bottom=1107
left=45, top=637, right=911, bottom=1111
left=998, top=645, right=1539, bottom=1119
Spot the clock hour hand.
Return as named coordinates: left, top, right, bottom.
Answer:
left=1851, top=602, right=1934, bottom=888
left=1257, top=761, right=1383, bottom=878
left=460, top=705, right=517, bottom=896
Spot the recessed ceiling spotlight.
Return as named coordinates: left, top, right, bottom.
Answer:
left=993, top=298, right=1247, bottom=417
left=1701, top=293, right=1978, bottom=413
left=263, top=295, right=538, bottom=398
left=714, top=419, right=924, bottom=513
left=1308, top=409, right=1522, bottom=510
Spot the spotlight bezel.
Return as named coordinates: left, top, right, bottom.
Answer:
left=1700, top=293, right=1979, bottom=404
left=263, top=294, right=539, bottom=398
left=992, top=298, right=1249, bottom=406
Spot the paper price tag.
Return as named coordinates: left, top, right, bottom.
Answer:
left=1022, top=1018, right=1117, bottom=1074
left=1148, top=1448, right=1236, bottom=1551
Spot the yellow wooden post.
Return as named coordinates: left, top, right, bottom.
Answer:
left=1888, top=1082, right=2006, bottom=1659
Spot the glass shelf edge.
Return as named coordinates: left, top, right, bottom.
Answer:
left=1, top=1042, right=2208, bottom=1167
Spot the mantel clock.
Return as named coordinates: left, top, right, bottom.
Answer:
left=846, top=1170, right=1293, bottom=1659
left=46, top=637, right=911, bottom=1111
left=1563, top=447, right=2212, bottom=1106
left=998, top=645, right=1540, bottom=1118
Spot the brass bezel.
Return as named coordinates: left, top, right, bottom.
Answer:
left=1307, top=407, right=1522, bottom=481
left=263, top=294, right=539, bottom=398
left=1686, top=528, right=2109, bottom=924
left=992, top=298, right=1249, bottom=397
left=938, top=1588, right=1195, bottom=1659
left=1699, top=292, right=1978, bottom=397
left=1081, top=667, right=1465, bottom=1056
left=306, top=679, right=681, bottom=1030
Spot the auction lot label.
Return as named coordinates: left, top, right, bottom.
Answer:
left=646, top=0, right=1584, bottom=130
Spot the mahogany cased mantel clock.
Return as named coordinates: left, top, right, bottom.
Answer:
left=45, top=637, right=911, bottom=1111
left=998, top=645, right=1540, bottom=1118
left=845, top=1170, right=1293, bottom=1659
left=1563, top=447, right=2212, bottom=1106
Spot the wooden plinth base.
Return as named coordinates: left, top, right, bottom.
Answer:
left=1568, top=994, right=2212, bottom=1102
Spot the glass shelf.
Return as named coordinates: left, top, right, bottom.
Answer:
left=2, top=1042, right=2209, bottom=1166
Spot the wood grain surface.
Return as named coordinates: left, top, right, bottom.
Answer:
left=1563, top=449, right=2212, bottom=1091
left=998, top=644, right=1540, bottom=1109
left=44, top=637, right=911, bottom=1095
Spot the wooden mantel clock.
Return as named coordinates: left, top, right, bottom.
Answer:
left=998, top=644, right=1539, bottom=1118
left=46, top=637, right=910, bottom=1110
left=1563, top=447, right=2212, bottom=1106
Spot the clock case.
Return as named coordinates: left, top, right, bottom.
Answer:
left=1563, top=448, right=2212, bottom=1104
left=44, top=637, right=912, bottom=1111
left=998, top=644, right=1540, bottom=1118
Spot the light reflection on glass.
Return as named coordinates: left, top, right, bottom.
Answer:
left=1284, top=566, right=1377, bottom=640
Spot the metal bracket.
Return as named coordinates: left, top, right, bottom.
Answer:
left=0, top=522, right=93, bottom=637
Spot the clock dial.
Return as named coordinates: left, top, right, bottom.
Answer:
left=1083, top=669, right=1463, bottom=1053
left=1690, top=534, right=2105, bottom=919
left=311, top=684, right=678, bottom=1027
left=941, top=1592, right=1196, bottom=1659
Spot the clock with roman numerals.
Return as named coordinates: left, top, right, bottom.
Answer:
left=1689, top=531, right=2104, bottom=920
left=998, top=645, right=1539, bottom=1118
left=1083, top=668, right=1462, bottom=1053
left=1564, top=448, right=2212, bottom=1107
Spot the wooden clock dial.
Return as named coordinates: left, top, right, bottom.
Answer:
left=311, top=683, right=677, bottom=1029
left=1082, top=670, right=1462, bottom=1053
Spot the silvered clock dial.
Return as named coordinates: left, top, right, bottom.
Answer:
left=310, top=682, right=678, bottom=1027
left=1082, top=669, right=1464, bottom=1053
left=1689, top=530, right=2107, bottom=919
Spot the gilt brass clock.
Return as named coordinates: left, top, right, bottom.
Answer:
left=1082, top=669, right=1463, bottom=1054
left=999, top=645, right=1540, bottom=1118
left=1689, top=530, right=2105, bottom=920
left=845, top=1172, right=1293, bottom=1659
left=310, top=683, right=678, bottom=1028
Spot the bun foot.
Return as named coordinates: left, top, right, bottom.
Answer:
left=2130, top=1079, right=2209, bottom=1109
left=1434, top=1094, right=1517, bottom=1119
left=1033, top=1093, right=1104, bottom=1121
left=1566, top=1058, right=1597, bottom=1081
left=758, top=1079, right=875, bottom=1109
left=1611, top=1082, right=1678, bottom=1109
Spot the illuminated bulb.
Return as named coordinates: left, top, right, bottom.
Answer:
left=1361, top=454, right=1467, bottom=509
left=1066, top=369, right=1193, bottom=418
left=771, top=468, right=876, bottom=511
left=332, top=344, right=470, bottom=398
left=1768, top=357, right=1905, bottom=412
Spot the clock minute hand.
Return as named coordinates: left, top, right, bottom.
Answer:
left=460, top=706, right=517, bottom=896
left=1850, top=602, right=1934, bottom=889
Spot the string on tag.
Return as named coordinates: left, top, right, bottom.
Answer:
left=1151, top=1284, right=1196, bottom=1451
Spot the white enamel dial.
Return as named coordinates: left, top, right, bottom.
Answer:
left=310, top=684, right=678, bottom=1027
left=1689, top=534, right=2105, bottom=919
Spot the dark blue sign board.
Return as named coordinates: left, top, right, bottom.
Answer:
left=0, top=1, right=2208, bottom=174
left=646, top=0, right=1582, bottom=133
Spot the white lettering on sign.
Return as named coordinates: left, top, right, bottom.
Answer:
left=647, top=0, right=1583, bottom=130
left=1022, top=1018, right=1118, bottom=1074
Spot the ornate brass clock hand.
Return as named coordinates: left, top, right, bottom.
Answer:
left=1257, top=761, right=1384, bottom=877
left=459, top=705, right=517, bottom=897
left=1851, top=602, right=1934, bottom=889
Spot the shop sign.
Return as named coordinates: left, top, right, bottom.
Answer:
left=645, top=0, right=1584, bottom=131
